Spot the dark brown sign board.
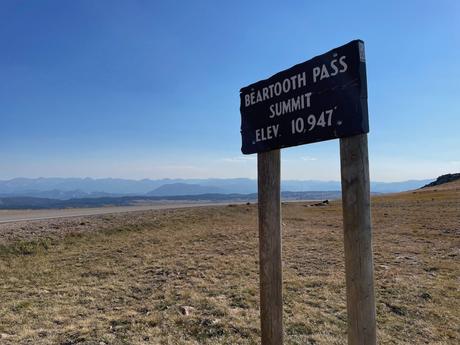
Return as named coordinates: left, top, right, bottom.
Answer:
left=240, top=40, right=368, bottom=154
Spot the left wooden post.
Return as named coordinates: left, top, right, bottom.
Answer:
left=257, top=149, right=283, bottom=345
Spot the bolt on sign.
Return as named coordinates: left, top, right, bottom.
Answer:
left=240, top=40, right=368, bottom=154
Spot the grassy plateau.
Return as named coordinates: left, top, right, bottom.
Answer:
left=0, top=182, right=458, bottom=344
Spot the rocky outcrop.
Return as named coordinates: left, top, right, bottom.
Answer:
left=421, top=173, right=460, bottom=189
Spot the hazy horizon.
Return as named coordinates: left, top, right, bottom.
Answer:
left=1, top=164, right=456, bottom=182
left=0, top=175, right=438, bottom=184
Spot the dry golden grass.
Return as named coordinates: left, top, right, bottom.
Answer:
left=0, top=186, right=458, bottom=344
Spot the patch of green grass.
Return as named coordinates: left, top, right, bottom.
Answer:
left=0, top=238, right=52, bottom=256
left=11, top=300, right=33, bottom=312
left=287, top=322, right=313, bottom=335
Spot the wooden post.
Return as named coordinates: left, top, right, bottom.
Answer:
left=257, top=149, right=283, bottom=345
left=339, top=134, right=376, bottom=345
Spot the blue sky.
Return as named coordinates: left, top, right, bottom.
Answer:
left=1, top=0, right=459, bottom=181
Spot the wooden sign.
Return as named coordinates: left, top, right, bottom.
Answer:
left=240, top=40, right=376, bottom=345
left=240, top=40, right=368, bottom=154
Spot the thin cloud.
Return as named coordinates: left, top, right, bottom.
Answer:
left=300, top=156, right=318, bottom=161
left=220, top=156, right=256, bottom=163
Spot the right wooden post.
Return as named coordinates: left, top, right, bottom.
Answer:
left=339, top=133, right=377, bottom=345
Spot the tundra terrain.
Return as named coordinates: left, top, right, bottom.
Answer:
left=0, top=181, right=458, bottom=344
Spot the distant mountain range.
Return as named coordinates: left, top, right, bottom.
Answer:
left=0, top=178, right=434, bottom=200
left=0, top=177, right=434, bottom=200
left=147, top=183, right=225, bottom=196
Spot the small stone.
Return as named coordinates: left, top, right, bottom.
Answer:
left=179, top=306, right=196, bottom=316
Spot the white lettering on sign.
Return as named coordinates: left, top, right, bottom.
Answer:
left=249, top=53, right=347, bottom=143
left=244, top=72, right=307, bottom=107
left=256, top=124, right=280, bottom=142
left=244, top=55, right=348, bottom=110
left=312, top=56, right=348, bottom=83
left=269, top=92, right=312, bottom=118
left=291, top=108, right=337, bottom=134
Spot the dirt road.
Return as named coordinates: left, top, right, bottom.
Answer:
left=0, top=202, right=229, bottom=224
